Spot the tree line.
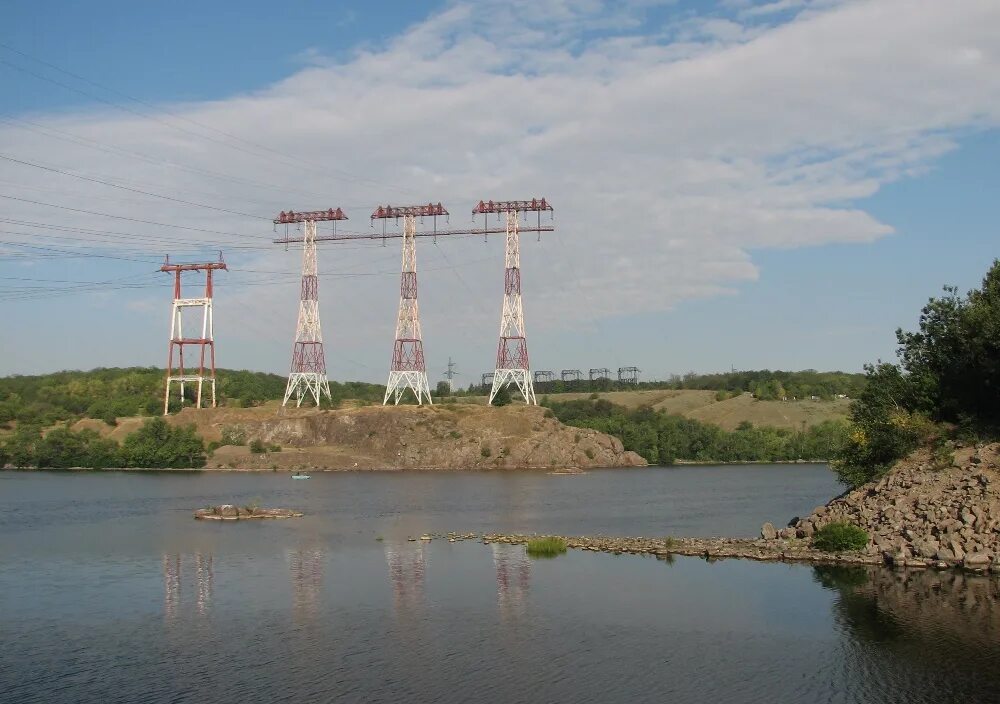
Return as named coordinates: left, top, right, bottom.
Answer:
left=457, top=369, right=865, bottom=400
left=0, top=418, right=206, bottom=469
left=544, top=398, right=849, bottom=464
left=0, top=367, right=386, bottom=427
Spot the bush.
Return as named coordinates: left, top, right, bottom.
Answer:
left=249, top=439, right=267, bottom=454
left=584, top=448, right=595, bottom=460
left=525, top=536, right=567, bottom=557
left=220, top=426, right=246, bottom=446
left=119, top=418, right=206, bottom=469
left=480, top=446, right=492, bottom=458
left=812, top=523, right=869, bottom=553
left=491, top=386, right=512, bottom=406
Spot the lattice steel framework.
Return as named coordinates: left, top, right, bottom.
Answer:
left=618, top=366, right=640, bottom=385
left=373, top=204, right=445, bottom=406
left=534, top=370, right=555, bottom=383
left=589, top=368, right=611, bottom=381
left=274, top=208, right=348, bottom=407
left=161, top=255, right=227, bottom=415
left=474, top=199, right=553, bottom=405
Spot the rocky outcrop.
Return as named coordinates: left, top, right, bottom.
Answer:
left=170, top=404, right=647, bottom=471
left=194, top=504, right=303, bottom=520
left=772, top=443, right=1000, bottom=572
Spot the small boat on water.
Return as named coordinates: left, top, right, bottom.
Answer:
left=291, top=473, right=311, bottom=480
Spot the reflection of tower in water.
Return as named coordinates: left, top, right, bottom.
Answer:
left=195, top=553, right=213, bottom=615
left=288, top=548, right=324, bottom=620
left=163, top=554, right=181, bottom=621
left=384, top=543, right=426, bottom=614
left=492, top=544, right=530, bottom=615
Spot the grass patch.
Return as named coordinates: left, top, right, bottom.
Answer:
left=525, top=536, right=568, bottom=557
left=812, top=522, right=869, bottom=553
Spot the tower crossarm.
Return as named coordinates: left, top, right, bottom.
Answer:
left=274, top=208, right=348, bottom=224
left=472, top=198, right=553, bottom=215
left=371, top=203, right=448, bottom=220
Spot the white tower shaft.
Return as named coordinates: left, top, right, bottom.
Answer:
left=490, top=211, right=536, bottom=405
left=384, top=215, right=432, bottom=406
left=284, top=219, right=332, bottom=407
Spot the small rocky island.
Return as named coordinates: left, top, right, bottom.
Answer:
left=194, top=504, right=303, bottom=520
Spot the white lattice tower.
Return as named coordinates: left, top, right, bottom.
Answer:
left=384, top=215, right=432, bottom=406
left=284, top=219, right=332, bottom=407
left=490, top=210, right=536, bottom=405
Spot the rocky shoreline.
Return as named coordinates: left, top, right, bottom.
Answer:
left=410, top=531, right=997, bottom=574
left=762, top=443, right=1000, bottom=572
left=194, top=504, right=303, bottom=520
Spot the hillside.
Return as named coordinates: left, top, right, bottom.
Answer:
left=534, top=390, right=849, bottom=431
left=72, top=404, right=646, bottom=471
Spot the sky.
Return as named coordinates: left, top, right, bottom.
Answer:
left=1, top=0, right=998, bottom=386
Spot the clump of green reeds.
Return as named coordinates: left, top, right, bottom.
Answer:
left=525, top=536, right=567, bottom=557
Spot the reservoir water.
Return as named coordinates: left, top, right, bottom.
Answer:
left=2, top=465, right=999, bottom=703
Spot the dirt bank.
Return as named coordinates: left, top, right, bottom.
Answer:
left=128, top=404, right=646, bottom=471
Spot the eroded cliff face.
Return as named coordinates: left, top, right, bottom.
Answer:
left=778, top=444, right=1000, bottom=570
left=167, top=403, right=646, bottom=470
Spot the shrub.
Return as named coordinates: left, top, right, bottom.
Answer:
left=249, top=439, right=267, bottom=454
left=449, top=430, right=462, bottom=439
left=220, top=426, right=246, bottom=446
left=268, top=444, right=282, bottom=453
left=584, top=448, right=595, bottom=460
left=525, top=536, right=567, bottom=557
left=492, top=386, right=512, bottom=406
left=480, top=446, right=492, bottom=458
left=543, top=409, right=554, bottom=419
left=812, top=522, right=869, bottom=553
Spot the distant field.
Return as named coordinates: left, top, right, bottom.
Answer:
left=532, top=389, right=851, bottom=431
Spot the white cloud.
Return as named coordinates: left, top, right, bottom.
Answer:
left=0, top=0, right=998, bottom=376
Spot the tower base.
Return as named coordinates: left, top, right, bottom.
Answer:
left=489, top=368, right=536, bottom=405
left=384, top=370, right=433, bottom=406
left=283, top=372, right=332, bottom=407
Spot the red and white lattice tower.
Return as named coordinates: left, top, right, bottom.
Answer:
left=161, top=255, right=227, bottom=415
left=372, top=204, right=447, bottom=406
left=473, top=198, right=554, bottom=405
left=273, top=208, right=348, bottom=407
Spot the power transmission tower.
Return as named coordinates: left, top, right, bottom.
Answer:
left=372, top=204, right=445, bottom=406
left=444, top=357, right=459, bottom=393
left=618, top=366, right=640, bottom=385
left=273, top=208, right=348, bottom=407
left=473, top=198, right=554, bottom=406
left=561, top=369, right=582, bottom=382
left=161, top=254, right=227, bottom=415
left=589, top=368, right=610, bottom=381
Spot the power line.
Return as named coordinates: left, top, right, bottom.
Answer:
left=0, top=153, right=271, bottom=220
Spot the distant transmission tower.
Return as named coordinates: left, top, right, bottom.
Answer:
left=372, top=204, right=446, bottom=406
left=474, top=198, right=554, bottom=405
left=161, top=254, right=227, bottom=415
left=444, top=357, right=458, bottom=393
left=273, top=208, right=348, bottom=407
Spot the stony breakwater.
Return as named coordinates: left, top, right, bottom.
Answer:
left=763, top=443, right=1000, bottom=572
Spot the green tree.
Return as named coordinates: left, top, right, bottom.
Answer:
left=491, top=386, right=512, bottom=406
left=120, top=418, right=206, bottom=468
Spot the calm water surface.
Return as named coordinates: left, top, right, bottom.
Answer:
left=2, top=465, right=999, bottom=703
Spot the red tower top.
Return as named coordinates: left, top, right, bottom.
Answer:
left=472, top=198, right=552, bottom=215
left=371, top=203, right=448, bottom=220
left=274, top=208, right=348, bottom=224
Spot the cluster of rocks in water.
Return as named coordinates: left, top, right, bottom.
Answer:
left=762, top=443, right=1000, bottom=574
left=194, top=504, right=303, bottom=520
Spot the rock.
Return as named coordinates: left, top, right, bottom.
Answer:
left=778, top=527, right=796, bottom=539
left=796, top=521, right=815, bottom=539
left=963, top=552, right=991, bottom=569
left=935, top=546, right=956, bottom=562
left=218, top=504, right=238, bottom=517
left=761, top=522, right=777, bottom=540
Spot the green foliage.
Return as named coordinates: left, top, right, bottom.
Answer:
left=525, top=536, right=568, bottom=557
left=480, top=445, right=492, bottom=458
left=449, top=430, right=462, bottom=439
left=584, top=448, right=595, bottom=459
left=0, top=367, right=388, bottom=425
left=834, top=260, right=1000, bottom=487
left=812, top=523, right=869, bottom=553
left=435, top=381, right=452, bottom=397
left=249, top=439, right=267, bottom=454
left=119, top=418, right=206, bottom=468
left=491, top=386, right=512, bottom=406
left=220, top=426, right=247, bottom=446
left=544, top=398, right=848, bottom=465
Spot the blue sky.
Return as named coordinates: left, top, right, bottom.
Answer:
left=1, top=0, right=998, bottom=384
